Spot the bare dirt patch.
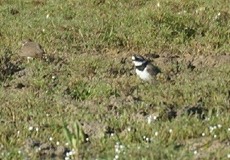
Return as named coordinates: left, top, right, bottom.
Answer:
left=23, top=138, right=69, bottom=160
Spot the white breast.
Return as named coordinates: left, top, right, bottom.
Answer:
left=136, top=68, right=152, bottom=81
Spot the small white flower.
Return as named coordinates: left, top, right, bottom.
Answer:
left=17, top=131, right=20, bottom=135
left=155, top=131, right=158, bottom=136
left=227, top=154, right=230, bottom=158
left=202, top=133, right=205, bottom=136
left=169, top=129, right=173, bottom=133
left=147, top=116, right=152, bottom=124
left=115, top=147, right=120, bottom=153
left=217, top=124, right=222, bottom=128
left=18, top=150, right=21, bottom=154
left=49, top=137, right=53, bottom=141
left=65, top=142, right=69, bottom=146
left=157, top=2, right=160, bottom=7
left=46, top=14, right=50, bottom=19
left=29, top=126, right=33, bottom=131
left=42, top=29, right=45, bottom=32
left=214, top=135, right=217, bottom=138
left=127, top=127, right=131, bottom=132
left=114, top=154, right=119, bottom=159
left=194, top=150, right=198, bottom=155
left=111, top=133, right=114, bottom=137
left=35, top=127, right=39, bottom=132
left=56, top=141, right=60, bottom=145
left=228, top=128, right=230, bottom=132
left=209, top=126, right=214, bottom=132
left=86, top=137, right=89, bottom=141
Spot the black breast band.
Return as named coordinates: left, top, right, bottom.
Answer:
left=136, top=61, right=148, bottom=71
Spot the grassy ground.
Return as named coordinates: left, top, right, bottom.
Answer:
left=0, top=0, right=230, bottom=159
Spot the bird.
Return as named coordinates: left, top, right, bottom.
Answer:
left=19, top=39, right=45, bottom=60
left=132, top=54, right=161, bottom=82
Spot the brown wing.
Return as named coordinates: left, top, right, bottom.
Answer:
left=146, top=63, right=161, bottom=77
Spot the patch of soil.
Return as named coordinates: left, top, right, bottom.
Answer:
left=0, top=49, right=22, bottom=81
left=23, top=138, right=69, bottom=159
left=186, top=137, right=230, bottom=159
left=143, top=52, right=230, bottom=76
left=81, top=121, right=107, bottom=139
left=183, top=54, right=230, bottom=68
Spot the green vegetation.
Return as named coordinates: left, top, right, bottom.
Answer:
left=0, top=0, right=230, bottom=159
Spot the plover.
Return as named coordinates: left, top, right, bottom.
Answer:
left=132, top=54, right=161, bottom=82
left=19, top=39, right=45, bottom=60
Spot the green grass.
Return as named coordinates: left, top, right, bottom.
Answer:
left=0, top=0, right=230, bottom=159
